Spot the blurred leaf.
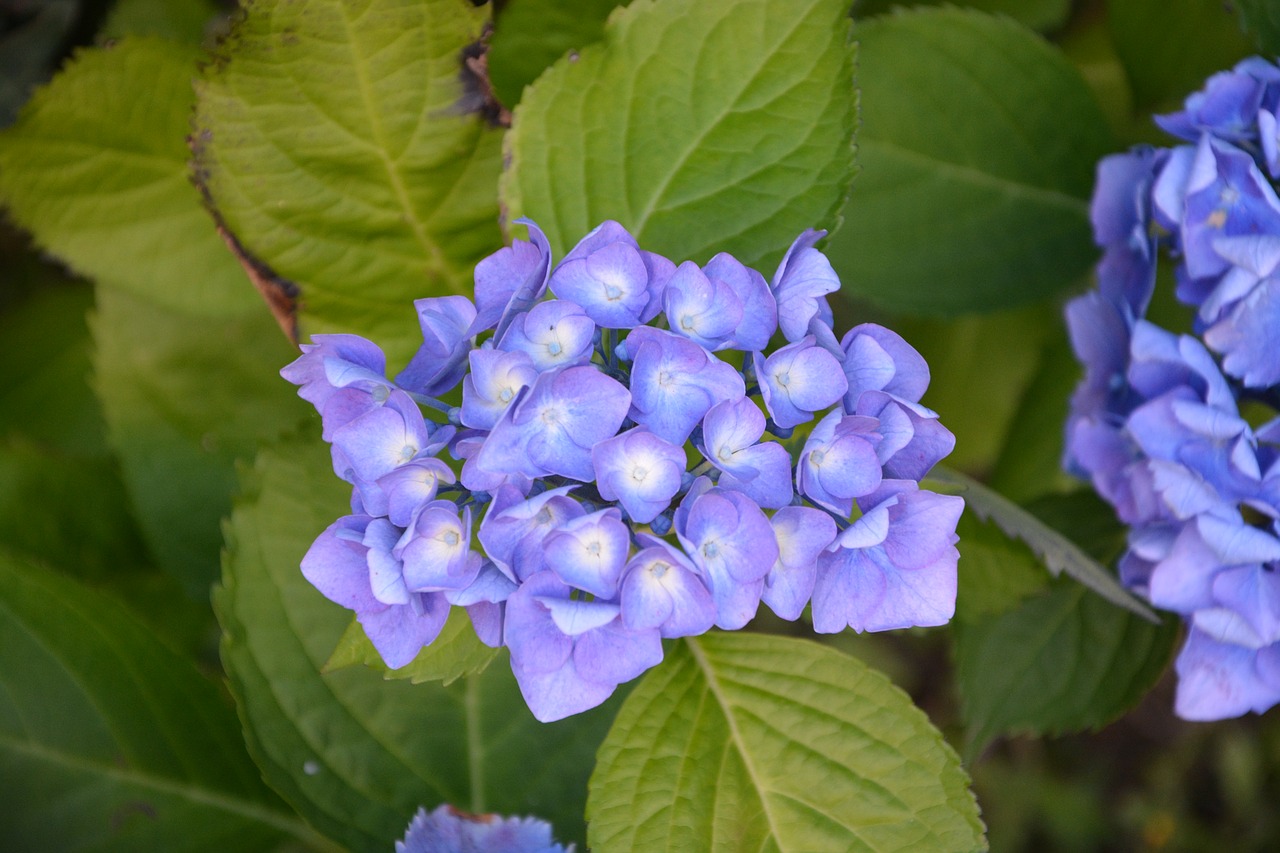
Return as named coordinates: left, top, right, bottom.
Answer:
left=0, top=550, right=328, bottom=852
left=955, top=578, right=1178, bottom=752
left=501, top=0, right=857, bottom=269
left=0, top=273, right=107, bottom=455
left=986, top=328, right=1083, bottom=502
left=92, top=286, right=306, bottom=598
left=325, top=609, right=499, bottom=686
left=827, top=8, right=1114, bottom=314
left=928, top=467, right=1156, bottom=621
left=488, top=0, right=621, bottom=108
left=0, top=0, right=76, bottom=127
left=1237, top=0, right=1280, bottom=55
left=0, top=38, right=260, bottom=316
left=218, top=432, right=620, bottom=851
left=853, top=0, right=1071, bottom=32
left=954, top=511, right=1049, bottom=624
left=892, top=303, right=1055, bottom=475
left=194, top=0, right=506, bottom=364
left=101, top=0, right=224, bottom=43
left=1109, top=0, right=1253, bottom=112
left=588, top=632, right=987, bottom=852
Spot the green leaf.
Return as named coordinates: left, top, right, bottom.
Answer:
left=101, top=0, right=224, bottom=44
left=218, top=432, right=620, bottom=851
left=853, top=0, right=1071, bottom=32
left=1238, top=0, right=1280, bottom=55
left=826, top=8, right=1114, bottom=314
left=487, top=0, right=621, bottom=109
left=0, top=38, right=262, bottom=317
left=0, top=272, right=107, bottom=456
left=927, top=467, right=1156, bottom=622
left=0, top=550, right=329, bottom=852
left=955, top=579, right=1178, bottom=752
left=92, top=286, right=306, bottom=598
left=501, top=0, right=857, bottom=269
left=588, top=632, right=986, bottom=852
left=954, top=511, right=1049, bottom=624
left=1109, top=0, right=1253, bottom=112
left=193, top=0, right=506, bottom=363
left=324, top=609, right=499, bottom=686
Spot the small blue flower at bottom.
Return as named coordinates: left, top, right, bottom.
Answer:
left=396, top=804, right=573, bottom=853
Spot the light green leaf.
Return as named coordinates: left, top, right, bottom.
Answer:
left=92, top=286, right=306, bottom=598
left=501, top=0, right=857, bottom=269
left=487, top=0, right=621, bottom=109
left=854, top=0, right=1071, bottom=32
left=218, top=432, right=620, bottom=851
left=826, top=8, right=1114, bottom=314
left=0, top=550, right=330, bottom=852
left=954, top=511, right=1048, bottom=624
left=955, top=579, right=1178, bottom=752
left=1109, top=0, right=1252, bottom=111
left=588, top=632, right=986, bottom=852
left=0, top=38, right=261, bottom=317
left=194, top=0, right=506, bottom=363
left=325, top=608, right=499, bottom=686
left=927, top=467, right=1156, bottom=621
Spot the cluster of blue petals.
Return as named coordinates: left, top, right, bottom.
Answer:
left=395, top=805, right=571, bottom=853
left=1065, top=57, right=1280, bottom=721
left=284, top=220, right=962, bottom=722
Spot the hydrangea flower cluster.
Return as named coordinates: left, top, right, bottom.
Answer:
left=395, top=805, right=571, bottom=853
left=284, top=219, right=962, bottom=721
left=1065, top=57, right=1280, bottom=721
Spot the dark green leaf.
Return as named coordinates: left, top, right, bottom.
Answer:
left=854, top=0, right=1071, bottom=32
left=1238, top=0, right=1280, bottom=55
left=0, top=38, right=262, bottom=316
left=488, top=0, right=621, bottom=109
left=954, top=510, right=1049, bottom=624
left=502, top=0, right=857, bottom=269
left=955, top=579, right=1178, bottom=752
left=827, top=7, right=1114, bottom=314
left=1109, top=0, right=1253, bottom=112
left=588, top=632, right=986, bottom=852
left=0, top=550, right=329, bottom=852
left=218, top=432, right=619, bottom=851
left=194, top=0, right=506, bottom=363
left=324, top=609, right=499, bottom=686
left=101, top=0, right=224, bottom=44
left=927, top=467, right=1156, bottom=621
left=92, top=286, right=306, bottom=598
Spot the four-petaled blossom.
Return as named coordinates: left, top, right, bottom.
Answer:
left=283, top=219, right=960, bottom=722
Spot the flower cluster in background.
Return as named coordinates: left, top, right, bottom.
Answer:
left=1066, top=57, right=1280, bottom=721
left=395, top=805, right=571, bottom=853
left=284, top=219, right=962, bottom=721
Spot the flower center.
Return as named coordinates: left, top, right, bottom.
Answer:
left=810, top=449, right=826, bottom=466
left=631, top=465, right=648, bottom=482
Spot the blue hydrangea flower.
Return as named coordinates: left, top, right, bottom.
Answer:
left=1066, top=58, right=1280, bottom=720
left=283, top=219, right=960, bottom=721
left=396, top=804, right=573, bottom=853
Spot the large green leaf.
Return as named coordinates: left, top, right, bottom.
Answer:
left=218, top=432, right=620, bottom=851
left=0, top=38, right=259, bottom=317
left=955, top=579, right=1178, bottom=753
left=853, top=0, right=1071, bottom=32
left=194, top=0, right=506, bottom=363
left=487, top=0, right=621, bottom=109
left=588, top=632, right=986, bottom=852
left=1238, top=0, right=1280, bottom=55
left=954, top=511, right=1048, bottom=624
left=501, top=0, right=857, bottom=269
left=0, top=550, right=328, bottom=852
left=827, top=8, right=1114, bottom=314
left=92, top=286, right=306, bottom=598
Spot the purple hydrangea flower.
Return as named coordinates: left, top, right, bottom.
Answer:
left=549, top=221, right=673, bottom=328
left=591, top=427, right=685, bottom=523
left=396, top=804, right=573, bottom=853
left=624, top=327, right=745, bottom=444
left=753, top=336, right=848, bottom=429
left=771, top=229, right=839, bottom=343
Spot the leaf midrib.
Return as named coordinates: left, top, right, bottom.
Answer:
left=0, top=733, right=341, bottom=851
